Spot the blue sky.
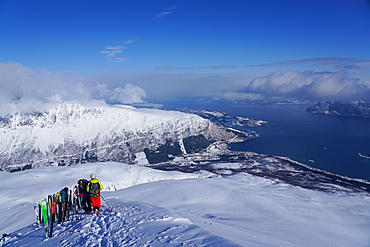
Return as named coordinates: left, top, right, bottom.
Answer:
left=1, top=0, right=370, bottom=105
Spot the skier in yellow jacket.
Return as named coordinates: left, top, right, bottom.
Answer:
left=86, top=174, right=104, bottom=215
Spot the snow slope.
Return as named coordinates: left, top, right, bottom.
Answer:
left=1, top=162, right=370, bottom=246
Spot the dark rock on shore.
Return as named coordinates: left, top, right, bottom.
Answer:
left=307, top=101, right=370, bottom=118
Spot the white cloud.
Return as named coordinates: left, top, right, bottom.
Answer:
left=92, top=82, right=147, bottom=104
left=0, top=62, right=147, bottom=115
left=101, top=42, right=133, bottom=63
left=239, top=70, right=370, bottom=101
left=249, top=71, right=312, bottom=94
left=105, top=46, right=126, bottom=50
left=305, top=72, right=365, bottom=100
left=155, top=11, right=171, bottom=18
left=101, top=49, right=123, bottom=58
left=155, top=6, right=176, bottom=18
left=107, top=57, right=131, bottom=63
left=222, top=92, right=263, bottom=101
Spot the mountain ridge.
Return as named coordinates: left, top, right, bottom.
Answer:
left=0, top=103, right=248, bottom=172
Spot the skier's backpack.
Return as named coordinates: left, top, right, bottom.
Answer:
left=59, top=188, right=68, bottom=203
left=78, top=179, right=88, bottom=195
left=90, top=182, right=100, bottom=198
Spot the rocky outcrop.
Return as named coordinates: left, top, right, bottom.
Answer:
left=306, top=101, right=370, bottom=118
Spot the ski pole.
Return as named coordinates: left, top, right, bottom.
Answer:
left=100, top=194, right=111, bottom=208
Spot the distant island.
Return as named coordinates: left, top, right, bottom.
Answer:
left=306, top=101, right=370, bottom=118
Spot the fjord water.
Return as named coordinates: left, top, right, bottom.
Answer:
left=162, top=100, right=370, bottom=180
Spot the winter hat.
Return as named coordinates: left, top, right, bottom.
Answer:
left=90, top=173, right=96, bottom=179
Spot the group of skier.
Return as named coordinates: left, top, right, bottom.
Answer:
left=35, top=173, right=104, bottom=238
left=75, top=173, right=104, bottom=215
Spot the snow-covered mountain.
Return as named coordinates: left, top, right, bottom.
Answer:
left=0, top=103, right=248, bottom=172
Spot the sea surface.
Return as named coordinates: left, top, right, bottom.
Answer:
left=161, top=100, right=370, bottom=180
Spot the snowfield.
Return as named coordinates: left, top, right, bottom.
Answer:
left=1, top=162, right=370, bottom=246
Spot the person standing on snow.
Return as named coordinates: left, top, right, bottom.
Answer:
left=86, top=174, right=103, bottom=215
left=58, top=187, right=69, bottom=223
left=76, top=179, right=91, bottom=214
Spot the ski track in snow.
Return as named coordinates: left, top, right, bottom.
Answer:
left=1, top=202, right=240, bottom=247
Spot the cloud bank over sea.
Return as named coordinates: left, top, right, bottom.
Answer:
left=0, top=62, right=147, bottom=116
left=1, top=60, right=370, bottom=116
left=234, top=70, right=370, bottom=102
